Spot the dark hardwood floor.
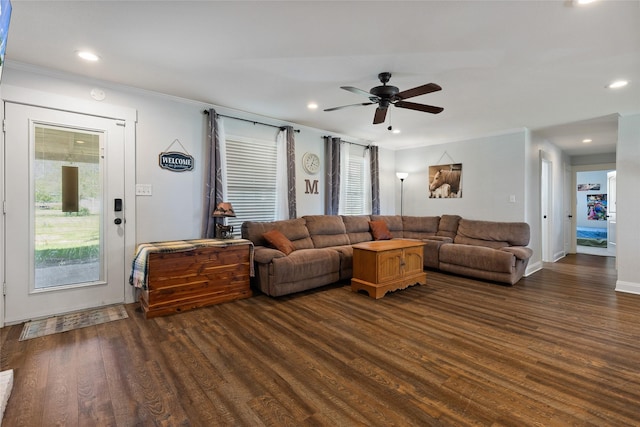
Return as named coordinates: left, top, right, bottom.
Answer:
left=2, top=254, right=639, bottom=426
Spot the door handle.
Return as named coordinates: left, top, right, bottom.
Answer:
left=114, top=198, right=123, bottom=212
left=568, top=215, right=573, bottom=218
left=114, top=218, right=122, bottom=225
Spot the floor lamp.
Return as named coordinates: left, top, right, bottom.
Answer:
left=396, top=172, right=408, bottom=215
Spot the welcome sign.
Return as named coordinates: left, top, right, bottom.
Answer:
left=159, top=151, right=194, bottom=172
left=159, top=139, right=194, bottom=172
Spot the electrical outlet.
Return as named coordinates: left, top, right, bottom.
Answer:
left=136, top=184, right=153, bottom=196
left=509, top=195, right=516, bottom=203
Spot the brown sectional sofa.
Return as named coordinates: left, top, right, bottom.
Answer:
left=241, top=214, right=533, bottom=297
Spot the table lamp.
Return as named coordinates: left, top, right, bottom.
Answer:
left=212, top=202, right=236, bottom=239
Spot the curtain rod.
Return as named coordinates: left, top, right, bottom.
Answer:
left=203, top=110, right=300, bottom=133
left=323, top=136, right=371, bottom=149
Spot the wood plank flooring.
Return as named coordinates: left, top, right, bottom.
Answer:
left=2, top=254, right=640, bottom=426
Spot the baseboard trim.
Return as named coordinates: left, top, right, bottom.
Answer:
left=615, top=280, right=640, bottom=295
left=525, top=261, right=543, bottom=277
left=553, top=251, right=566, bottom=262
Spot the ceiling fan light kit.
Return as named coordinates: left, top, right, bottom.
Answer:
left=325, top=72, right=443, bottom=125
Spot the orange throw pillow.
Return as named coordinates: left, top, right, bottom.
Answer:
left=263, top=229, right=296, bottom=255
left=369, top=220, right=392, bottom=240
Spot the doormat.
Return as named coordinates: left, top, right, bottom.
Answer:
left=19, top=305, right=128, bottom=341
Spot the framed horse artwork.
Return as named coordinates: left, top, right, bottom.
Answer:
left=428, top=163, right=462, bottom=198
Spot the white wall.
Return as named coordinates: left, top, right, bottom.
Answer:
left=1, top=64, right=396, bottom=242
left=394, top=130, right=527, bottom=221
left=616, top=113, right=640, bottom=294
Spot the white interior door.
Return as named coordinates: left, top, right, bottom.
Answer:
left=607, top=171, right=617, bottom=258
left=563, top=165, right=572, bottom=255
left=541, top=157, right=552, bottom=262
left=4, top=102, right=126, bottom=323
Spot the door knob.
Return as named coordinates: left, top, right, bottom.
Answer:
left=114, top=218, right=122, bottom=225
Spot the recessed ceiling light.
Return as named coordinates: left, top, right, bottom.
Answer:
left=75, top=140, right=85, bottom=144
left=607, top=80, right=628, bottom=89
left=307, top=102, right=318, bottom=110
left=392, top=129, right=401, bottom=134
left=576, top=0, right=597, bottom=4
left=582, top=139, right=592, bottom=143
left=77, top=51, right=100, bottom=61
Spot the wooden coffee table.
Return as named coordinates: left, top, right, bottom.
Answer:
left=351, top=239, right=427, bottom=299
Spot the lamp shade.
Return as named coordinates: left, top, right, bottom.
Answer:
left=212, top=202, right=236, bottom=217
left=396, top=172, right=409, bottom=180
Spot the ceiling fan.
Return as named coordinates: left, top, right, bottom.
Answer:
left=324, top=72, right=444, bottom=124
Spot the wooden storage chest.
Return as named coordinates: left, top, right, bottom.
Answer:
left=351, top=239, right=427, bottom=299
left=137, top=240, right=252, bottom=318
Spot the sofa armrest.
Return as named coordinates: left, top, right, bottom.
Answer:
left=500, top=246, right=533, bottom=261
left=253, top=246, right=287, bottom=263
left=422, top=237, right=453, bottom=269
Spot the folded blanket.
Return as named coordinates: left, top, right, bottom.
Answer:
left=129, top=239, right=254, bottom=289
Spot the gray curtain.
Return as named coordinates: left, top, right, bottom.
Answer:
left=201, top=108, right=224, bottom=238
left=285, top=126, right=297, bottom=219
left=370, top=145, right=380, bottom=215
left=324, top=136, right=341, bottom=215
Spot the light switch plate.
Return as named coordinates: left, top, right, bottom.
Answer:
left=136, top=184, right=152, bottom=196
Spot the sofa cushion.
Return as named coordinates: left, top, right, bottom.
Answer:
left=402, top=216, right=440, bottom=240
left=440, top=243, right=515, bottom=273
left=262, top=229, right=295, bottom=255
left=270, top=248, right=340, bottom=284
left=369, top=220, right=392, bottom=240
left=370, top=215, right=403, bottom=238
left=241, top=218, right=314, bottom=250
left=341, top=215, right=373, bottom=244
left=437, top=214, right=461, bottom=239
left=304, top=215, right=350, bottom=248
left=455, top=219, right=530, bottom=248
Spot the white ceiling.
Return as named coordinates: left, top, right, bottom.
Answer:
left=6, top=1, right=639, bottom=153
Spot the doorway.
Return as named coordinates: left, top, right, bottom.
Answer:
left=574, top=168, right=616, bottom=257
left=3, top=102, right=126, bottom=323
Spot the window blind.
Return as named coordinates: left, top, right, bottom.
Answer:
left=225, top=136, right=278, bottom=233
left=342, top=144, right=371, bottom=216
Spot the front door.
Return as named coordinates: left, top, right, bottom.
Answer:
left=4, top=102, right=126, bottom=323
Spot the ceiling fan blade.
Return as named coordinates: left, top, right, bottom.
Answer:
left=396, top=83, right=442, bottom=100
left=324, top=102, right=374, bottom=112
left=341, top=86, right=375, bottom=98
left=395, top=101, right=444, bottom=114
left=373, top=107, right=388, bottom=124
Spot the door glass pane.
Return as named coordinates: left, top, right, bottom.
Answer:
left=34, top=125, right=102, bottom=289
